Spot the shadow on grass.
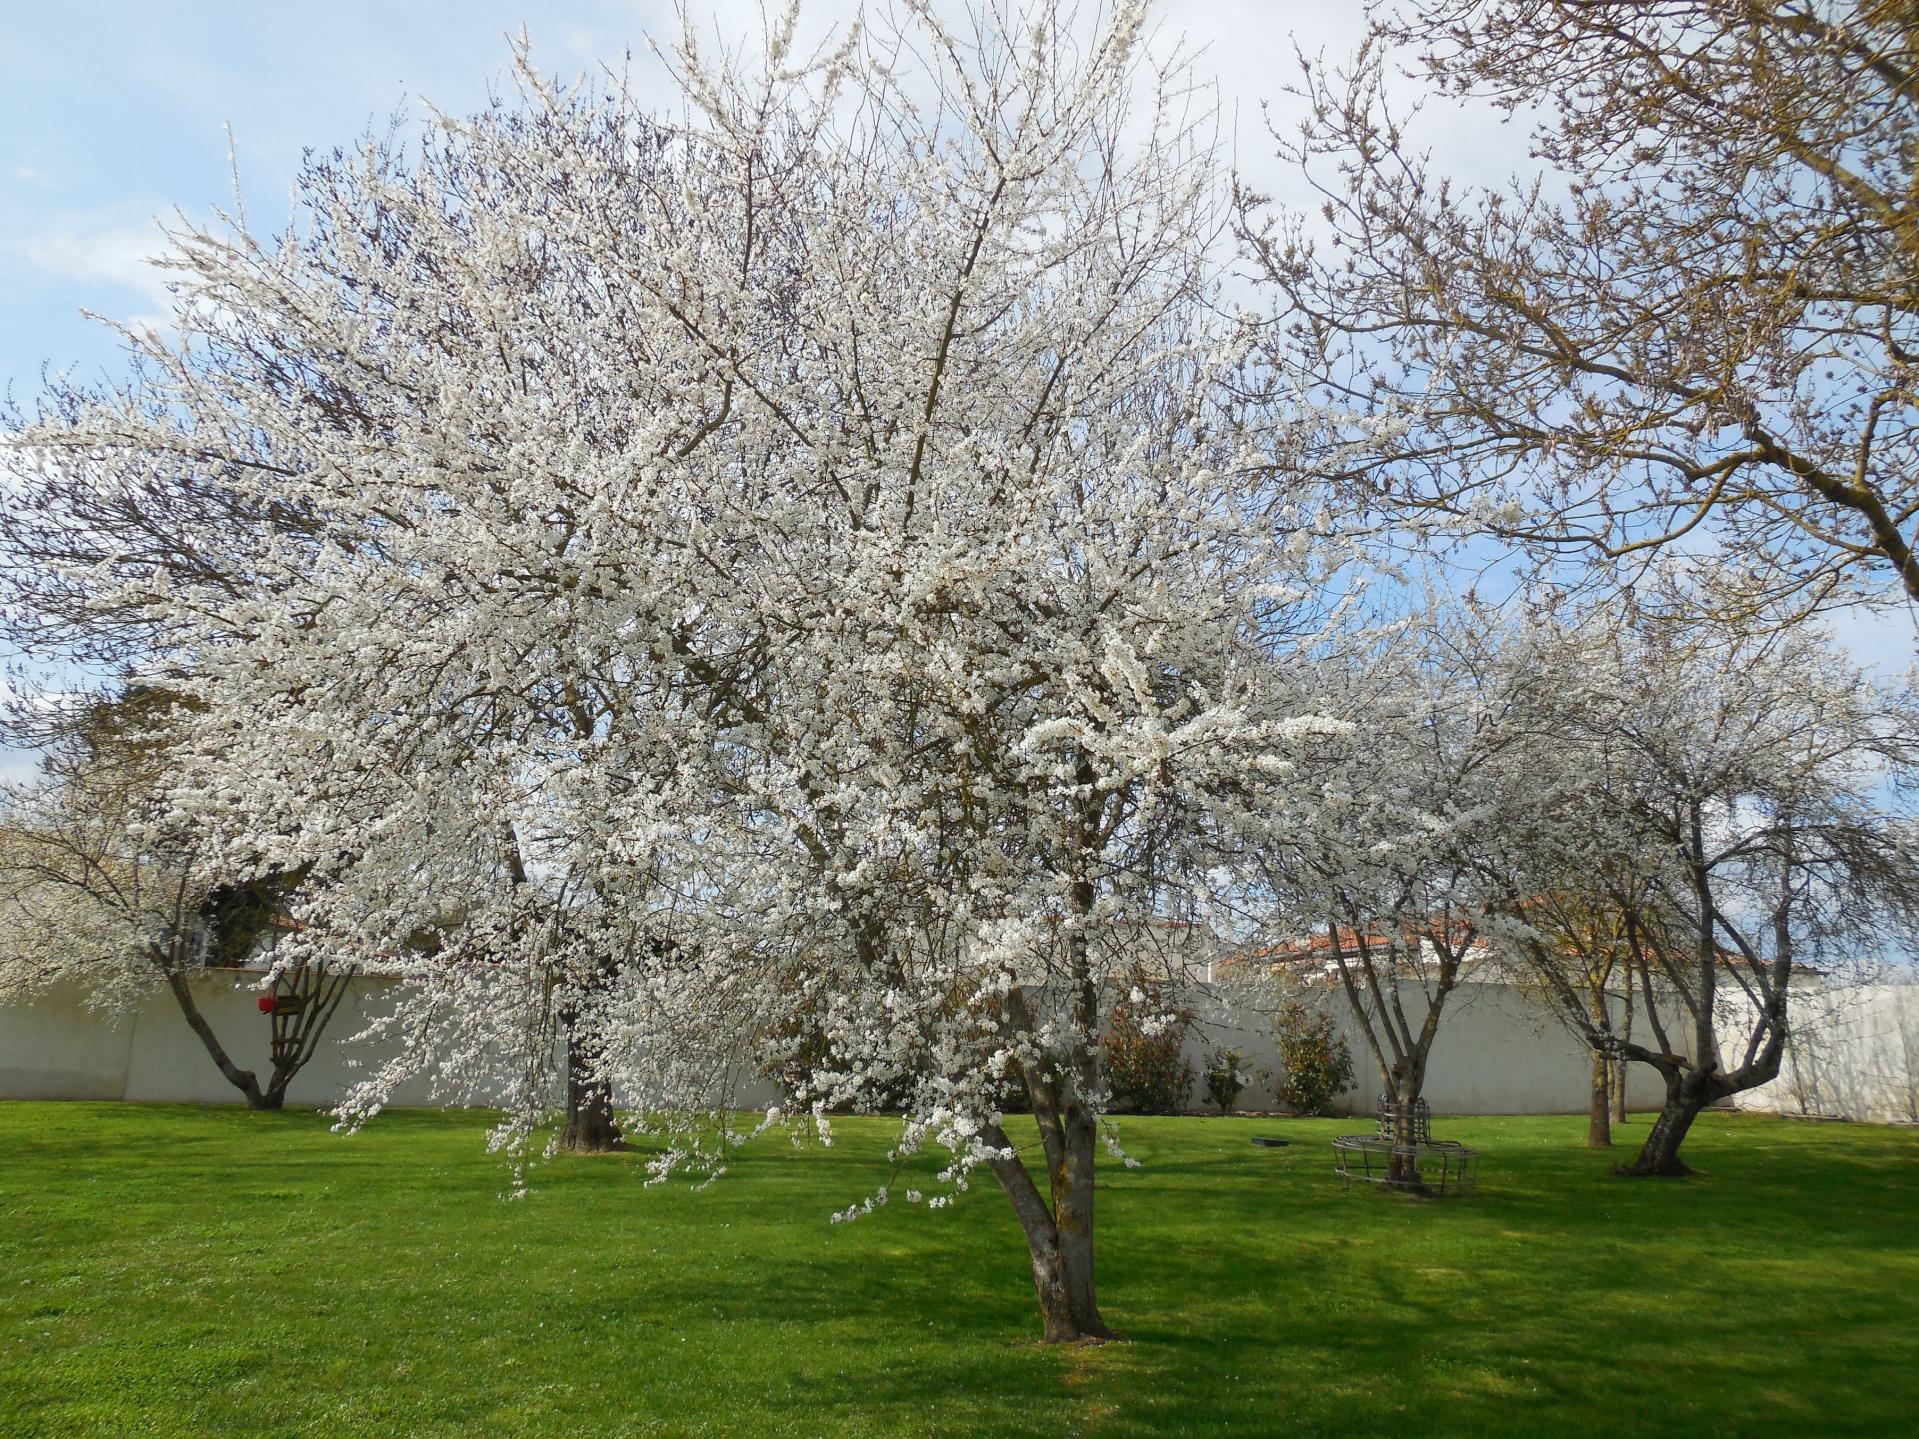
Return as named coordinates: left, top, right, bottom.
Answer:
left=1, top=1106, right=1915, bottom=1438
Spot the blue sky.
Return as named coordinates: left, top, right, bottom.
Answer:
left=1, top=2, right=1390, bottom=400
left=1, top=1, right=1911, bottom=673
left=2, top=2, right=680, bottom=397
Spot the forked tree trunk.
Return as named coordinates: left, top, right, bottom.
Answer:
left=261, top=960, right=354, bottom=1111
left=1002, top=832, right=1115, bottom=1344
left=979, top=992, right=1111, bottom=1344
left=1621, top=1069, right=1716, bottom=1177
left=984, top=1113, right=1112, bottom=1344
left=158, top=950, right=355, bottom=1111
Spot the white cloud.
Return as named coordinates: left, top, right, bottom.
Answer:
left=19, top=215, right=178, bottom=312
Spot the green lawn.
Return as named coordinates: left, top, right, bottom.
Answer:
left=1, top=1105, right=1915, bottom=1438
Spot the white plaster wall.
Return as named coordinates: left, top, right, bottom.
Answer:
left=22, top=970, right=1883, bottom=1119
left=1178, top=980, right=1673, bottom=1117
left=112, top=971, right=462, bottom=1107
left=0, top=970, right=782, bottom=1111
left=1716, top=981, right=1919, bottom=1124
left=0, top=980, right=136, bottom=1101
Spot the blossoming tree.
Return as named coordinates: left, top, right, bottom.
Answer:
left=1243, top=607, right=1549, bottom=1186
left=0, top=690, right=355, bottom=1110
left=1482, top=602, right=1919, bottom=1176
left=4, top=1, right=1350, bottom=1341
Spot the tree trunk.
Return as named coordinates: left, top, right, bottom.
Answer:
left=558, top=1021, right=624, bottom=1153
left=1013, top=1207, right=1081, bottom=1344
left=160, top=964, right=265, bottom=1108
left=1385, top=1102, right=1431, bottom=1192
left=1379, top=1068, right=1434, bottom=1193
left=1621, top=1072, right=1712, bottom=1177
left=983, top=1118, right=1113, bottom=1345
left=1611, top=985, right=1634, bottom=1123
left=1051, top=1105, right=1109, bottom=1340
left=260, top=961, right=354, bottom=1112
left=1587, top=1047, right=1613, bottom=1148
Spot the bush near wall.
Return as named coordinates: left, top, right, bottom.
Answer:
left=1103, top=986, right=1195, bottom=1114
left=1272, top=1001, right=1356, bottom=1115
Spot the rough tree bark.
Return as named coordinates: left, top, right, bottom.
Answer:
left=981, top=1103, right=1111, bottom=1345
left=985, top=903, right=1114, bottom=1345
left=1621, top=1065, right=1724, bottom=1177
left=1587, top=989, right=1612, bottom=1148
left=1587, top=1046, right=1613, bottom=1149
left=558, top=1016, right=624, bottom=1153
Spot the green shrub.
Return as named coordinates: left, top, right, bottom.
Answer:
left=1203, top=1047, right=1250, bottom=1114
left=1101, top=988, right=1194, bottom=1114
left=1272, top=1001, right=1356, bottom=1115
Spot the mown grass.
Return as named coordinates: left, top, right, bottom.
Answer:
left=1, top=1103, right=1914, bottom=1438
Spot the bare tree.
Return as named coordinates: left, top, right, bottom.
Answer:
left=1243, top=0, right=1919, bottom=619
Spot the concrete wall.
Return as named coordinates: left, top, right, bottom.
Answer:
left=0, top=972, right=456, bottom=1108
left=1716, top=981, right=1919, bottom=1125
left=5, top=970, right=1685, bottom=1116
left=0, top=970, right=786, bottom=1112
left=1177, top=980, right=1674, bottom=1117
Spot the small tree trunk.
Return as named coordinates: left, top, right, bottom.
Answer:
left=160, top=965, right=265, bottom=1107
left=1587, top=1048, right=1613, bottom=1148
left=1621, top=1072, right=1711, bottom=1177
left=1051, top=1105, right=1110, bottom=1340
left=262, top=1058, right=299, bottom=1110
left=1375, top=1062, right=1436, bottom=1193
left=1585, top=981, right=1612, bottom=1145
left=1384, top=1088, right=1432, bottom=1193
left=1612, top=986, right=1634, bottom=1123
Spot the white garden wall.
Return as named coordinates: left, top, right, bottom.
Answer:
left=5, top=970, right=1682, bottom=1116
left=1176, top=980, right=1675, bottom=1117
left=1, top=973, right=446, bottom=1107
left=1715, top=981, right=1919, bottom=1125
left=9, top=969, right=1911, bottom=1118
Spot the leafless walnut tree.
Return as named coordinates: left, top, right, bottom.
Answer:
left=1242, top=1, right=1919, bottom=619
